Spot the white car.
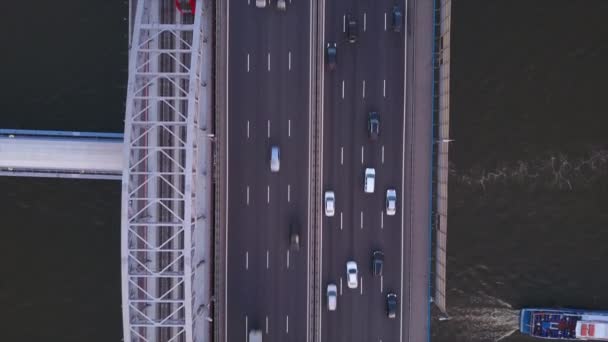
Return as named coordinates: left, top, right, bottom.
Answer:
left=346, top=261, right=358, bottom=289
left=255, top=0, right=266, bottom=8
left=364, top=168, right=375, bottom=193
left=277, top=0, right=286, bottom=10
left=386, top=189, right=397, bottom=216
left=327, top=284, right=337, bottom=311
left=324, top=191, right=335, bottom=217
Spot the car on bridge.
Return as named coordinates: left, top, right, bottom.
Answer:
left=368, top=112, right=380, bottom=140
left=327, top=284, right=337, bottom=311
left=324, top=191, right=335, bottom=217
left=270, top=146, right=280, bottom=172
left=326, top=43, right=337, bottom=70
left=347, top=15, right=358, bottom=43
left=387, top=293, right=398, bottom=318
left=392, top=5, right=403, bottom=32
left=372, top=250, right=384, bottom=276
left=386, top=189, right=397, bottom=216
left=364, top=168, right=375, bottom=193
left=346, top=261, right=358, bottom=289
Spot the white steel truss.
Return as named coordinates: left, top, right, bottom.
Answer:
left=121, top=1, right=204, bottom=341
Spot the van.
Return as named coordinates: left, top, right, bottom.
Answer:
left=364, top=168, right=375, bottom=193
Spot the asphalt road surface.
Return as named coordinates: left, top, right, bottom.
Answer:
left=225, top=0, right=312, bottom=342
left=319, top=0, right=433, bottom=341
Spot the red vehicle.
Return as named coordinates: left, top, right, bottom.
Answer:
left=175, top=0, right=195, bottom=14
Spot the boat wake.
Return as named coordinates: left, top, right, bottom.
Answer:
left=435, top=293, right=520, bottom=342
left=451, top=148, right=608, bottom=191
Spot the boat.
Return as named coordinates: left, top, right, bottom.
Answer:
left=520, top=308, right=608, bottom=340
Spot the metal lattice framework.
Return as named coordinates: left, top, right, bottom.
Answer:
left=121, top=0, right=204, bottom=341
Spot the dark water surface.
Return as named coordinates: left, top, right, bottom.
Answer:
left=1, top=1, right=607, bottom=341
left=0, top=1, right=126, bottom=341
left=432, top=1, right=608, bottom=341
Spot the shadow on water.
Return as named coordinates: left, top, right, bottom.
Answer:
left=433, top=0, right=608, bottom=341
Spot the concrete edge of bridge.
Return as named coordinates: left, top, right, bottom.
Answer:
left=213, top=0, right=228, bottom=340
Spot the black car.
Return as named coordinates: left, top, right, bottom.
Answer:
left=347, top=16, right=358, bottom=43
left=392, top=5, right=402, bottom=32
left=372, top=250, right=384, bottom=276
left=289, top=221, right=300, bottom=251
left=368, top=112, right=380, bottom=140
left=386, top=293, right=398, bottom=318
left=326, top=42, right=337, bottom=70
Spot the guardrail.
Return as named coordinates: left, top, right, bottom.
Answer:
left=431, top=0, right=451, bottom=316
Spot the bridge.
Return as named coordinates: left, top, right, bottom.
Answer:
left=0, top=0, right=453, bottom=341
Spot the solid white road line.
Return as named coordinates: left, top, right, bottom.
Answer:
left=361, top=146, right=364, bottom=164
left=362, top=80, right=366, bottom=99
left=245, top=316, right=249, bottom=342
left=266, top=316, right=269, bottom=334
left=225, top=0, right=231, bottom=340
left=287, top=250, right=290, bottom=268
left=266, top=250, right=269, bottom=269
left=343, top=15, right=346, bottom=32
left=383, top=79, right=386, bottom=98
left=381, top=211, right=384, bottom=229
left=267, top=52, right=271, bottom=71
left=267, top=185, right=270, bottom=203
left=340, top=147, right=344, bottom=165
left=246, top=251, right=249, bottom=270
left=246, top=186, right=250, bottom=205
left=381, top=275, right=384, bottom=293
left=286, top=315, right=289, bottom=333
left=342, top=80, right=345, bottom=99
left=382, top=145, right=385, bottom=164
left=360, top=276, right=363, bottom=295
left=401, top=2, right=409, bottom=341
left=340, top=212, right=343, bottom=230
left=288, top=51, right=292, bottom=71
left=364, top=13, right=367, bottom=32
left=384, top=12, right=387, bottom=31
left=288, top=119, right=291, bottom=137
left=339, top=278, right=343, bottom=295
left=247, top=53, right=250, bottom=72
left=247, top=120, right=250, bottom=138
left=267, top=120, right=270, bottom=138
left=287, top=184, right=291, bottom=202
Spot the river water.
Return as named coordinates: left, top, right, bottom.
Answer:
left=432, top=1, right=608, bottom=341
left=1, top=1, right=607, bottom=341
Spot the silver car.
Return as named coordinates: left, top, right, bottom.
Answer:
left=270, top=146, right=280, bottom=172
left=386, top=189, right=397, bottom=216
left=327, top=284, right=337, bottom=311
left=324, top=191, right=335, bottom=217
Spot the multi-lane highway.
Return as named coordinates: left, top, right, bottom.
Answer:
left=219, top=0, right=434, bottom=340
left=225, top=0, right=312, bottom=341
left=319, top=0, right=407, bottom=341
